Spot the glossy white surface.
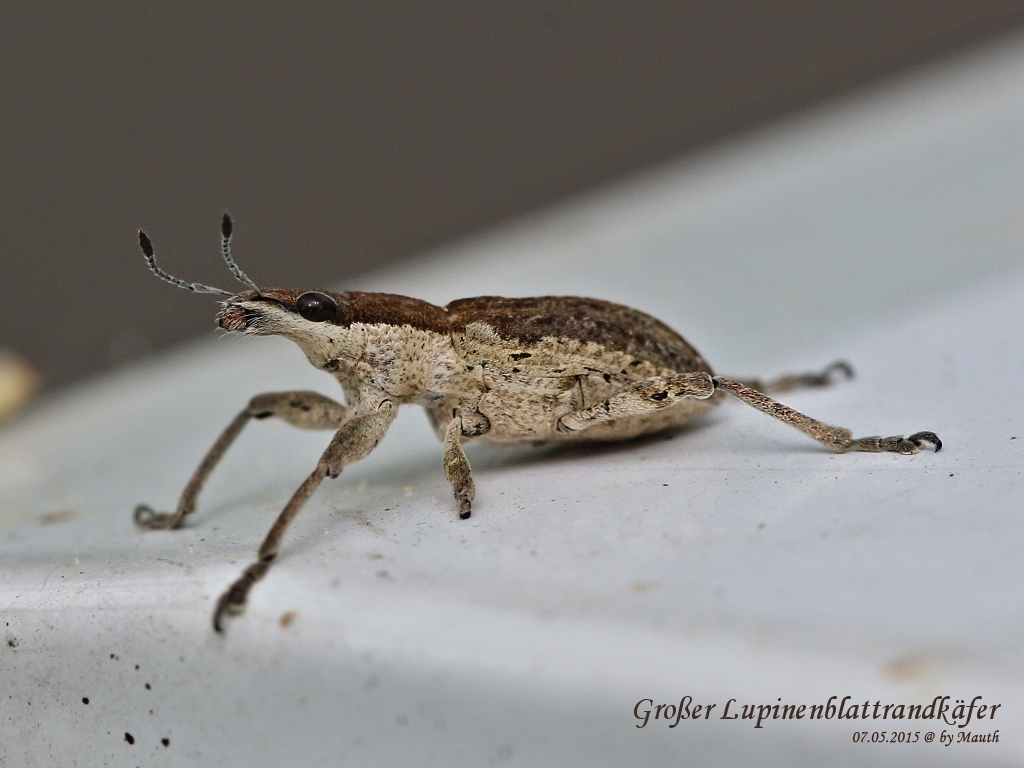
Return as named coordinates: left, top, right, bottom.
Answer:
left=3, top=35, right=1023, bottom=767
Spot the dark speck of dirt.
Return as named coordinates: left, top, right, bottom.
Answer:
left=82, top=697, right=89, bottom=705
left=6, top=637, right=16, bottom=648
left=135, top=664, right=139, bottom=670
left=124, top=732, right=135, bottom=745
left=161, top=738, right=170, bottom=747
left=145, top=683, right=151, bottom=690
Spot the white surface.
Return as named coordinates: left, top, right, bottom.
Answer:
left=3, top=35, right=1024, bottom=767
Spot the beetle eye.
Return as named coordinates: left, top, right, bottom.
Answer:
left=296, top=292, right=337, bottom=322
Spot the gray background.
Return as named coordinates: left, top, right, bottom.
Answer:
left=4, top=1, right=1024, bottom=390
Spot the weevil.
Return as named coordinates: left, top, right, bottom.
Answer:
left=134, top=215, right=941, bottom=632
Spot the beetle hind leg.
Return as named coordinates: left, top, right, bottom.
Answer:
left=552, top=371, right=940, bottom=455
left=712, top=377, right=941, bottom=454
left=730, top=360, right=854, bottom=394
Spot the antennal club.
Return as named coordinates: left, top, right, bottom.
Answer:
left=220, top=213, right=261, bottom=294
left=138, top=230, right=232, bottom=296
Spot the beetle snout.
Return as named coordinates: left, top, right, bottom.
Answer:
left=217, top=303, right=260, bottom=332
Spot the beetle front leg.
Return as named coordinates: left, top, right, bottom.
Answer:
left=443, top=417, right=476, bottom=520
left=134, top=391, right=349, bottom=530
left=213, top=400, right=397, bottom=632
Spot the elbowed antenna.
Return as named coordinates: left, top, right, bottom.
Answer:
left=138, top=229, right=232, bottom=296
left=220, top=213, right=261, bottom=294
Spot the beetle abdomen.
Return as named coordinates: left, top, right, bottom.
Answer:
left=445, top=296, right=716, bottom=442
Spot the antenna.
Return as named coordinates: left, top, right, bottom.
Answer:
left=138, top=230, right=231, bottom=296
left=220, top=213, right=261, bottom=294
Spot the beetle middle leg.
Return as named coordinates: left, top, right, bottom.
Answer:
left=443, top=417, right=476, bottom=519
left=134, top=390, right=350, bottom=530
left=213, top=399, right=397, bottom=632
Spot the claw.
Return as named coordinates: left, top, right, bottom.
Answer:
left=822, top=360, right=855, bottom=383
left=133, top=503, right=157, bottom=526
left=212, top=589, right=247, bottom=633
left=908, top=431, right=942, bottom=452
left=213, top=580, right=251, bottom=632
left=134, top=503, right=176, bottom=529
left=212, top=559, right=271, bottom=632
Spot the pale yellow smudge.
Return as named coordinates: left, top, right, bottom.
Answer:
left=0, top=350, right=39, bottom=423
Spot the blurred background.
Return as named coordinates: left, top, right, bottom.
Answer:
left=4, top=1, right=1024, bottom=400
